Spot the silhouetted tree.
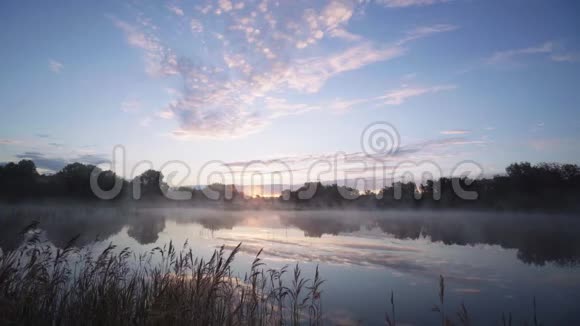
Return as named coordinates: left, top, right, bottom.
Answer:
left=0, top=160, right=39, bottom=197
left=57, top=163, right=97, bottom=197
left=133, top=169, right=168, bottom=199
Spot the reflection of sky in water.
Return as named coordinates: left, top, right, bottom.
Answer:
left=1, top=207, right=580, bottom=324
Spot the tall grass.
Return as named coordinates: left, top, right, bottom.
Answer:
left=0, top=224, right=323, bottom=325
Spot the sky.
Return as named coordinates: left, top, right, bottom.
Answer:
left=1, top=0, right=580, bottom=189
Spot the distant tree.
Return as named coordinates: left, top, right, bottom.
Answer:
left=6, top=160, right=38, bottom=177
left=506, top=162, right=533, bottom=178
left=198, top=183, right=243, bottom=202
left=134, top=169, right=168, bottom=199
left=57, top=163, right=98, bottom=197
left=0, top=160, right=39, bottom=197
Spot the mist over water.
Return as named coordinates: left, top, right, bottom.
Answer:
left=2, top=205, right=580, bottom=324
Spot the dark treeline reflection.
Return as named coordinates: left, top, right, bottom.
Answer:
left=278, top=212, right=580, bottom=266
left=1, top=207, right=579, bottom=266
left=0, top=207, right=168, bottom=251
left=1, top=160, right=580, bottom=211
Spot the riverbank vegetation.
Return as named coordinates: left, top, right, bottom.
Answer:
left=1, top=160, right=579, bottom=211
left=0, top=228, right=323, bottom=325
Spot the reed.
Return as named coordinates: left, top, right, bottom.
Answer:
left=386, top=275, right=542, bottom=326
left=0, top=225, right=322, bottom=326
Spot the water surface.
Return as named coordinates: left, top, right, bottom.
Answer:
left=1, top=206, right=579, bottom=325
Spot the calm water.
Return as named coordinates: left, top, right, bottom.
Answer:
left=1, top=206, right=580, bottom=325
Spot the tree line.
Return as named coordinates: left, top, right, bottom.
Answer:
left=1, top=160, right=579, bottom=211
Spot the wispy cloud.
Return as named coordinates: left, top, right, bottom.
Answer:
left=264, top=97, right=320, bottom=117
left=15, top=152, right=109, bottom=172
left=157, top=109, right=175, bottom=120
left=488, top=41, right=580, bottom=64
left=215, top=136, right=487, bottom=187
left=324, top=81, right=454, bottom=112
left=440, top=129, right=470, bottom=135
left=109, top=16, right=178, bottom=76
left=111, top=2, right=457, bottom=139
left=120, top=99, right=141, bottom=113
left=190, top=19, right=203, bottom=33
left=488, top=42, right=553, bottom=64
left=0, top=139, right=22, bottom=145
left=283, top=44, right=405, bottom=93
left=328, top=28, right=362, bottom=42
left=398, top=24, right=458, bottom=44
left=217, top=0, right=234, bottom=13
left=295, top=0, right=355, bottom=49
left=380, top=85, right=457, bottom=105
left=49, top=59, right=64, bottom=73
left=328, top=97, right=373, bottom=112
left=166, top=4, right=184, bottom=16
left=376, top=0, right=450, bottom=8
left=551, top=53, right=580, bottom=63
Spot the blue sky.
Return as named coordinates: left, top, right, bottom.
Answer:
left=1, top=0, right=580, bottom=187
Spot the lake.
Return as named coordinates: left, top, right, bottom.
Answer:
left=1, top=206, right=579, bottom=325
